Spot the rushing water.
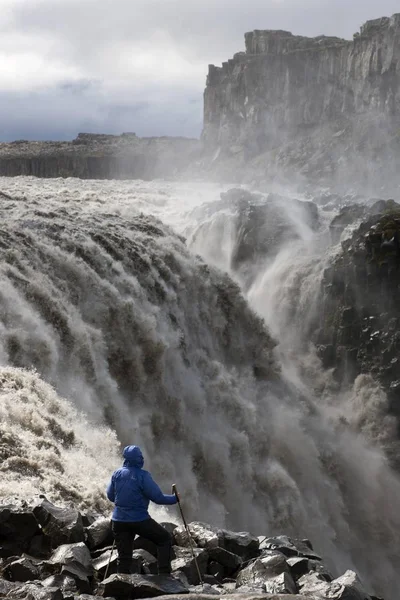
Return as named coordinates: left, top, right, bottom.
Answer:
left=0, top=176, right=399, bottom=598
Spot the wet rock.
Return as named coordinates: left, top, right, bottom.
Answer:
left=173, top=522, right=223, bottom=549
left=98, top=573, right=189, bottom=599
left=49, top=542, right=92, bottom=573
left=33, top=498, right=84, bottom=547
left=264, top=571, right=297, bottom=594
left=0, top=503, right=40, bottom=555
left=221, top=529, right=259, bottom=561
left=286, top=556, right=311, bottom=580
left=92, top=546, right=118, bottom=578
left=207, top=547, right=242, bottom=574
left=61, top=561, right=92, bottom=593
left=4, top=555, right=40, bottom=582
left=172, top=546, right=208, bottom=585
left=189, top=582, right=222, bottom=595
left=85, top=518, right=112, bottom=551
left=236, top=553, right=295, bottom=593
left=6, top=582, right=64, bottom=599
left=299, top=569, right=371, bottom=599
left=260, top=536, right=321, bottom=560
left=28, top=534, right=52, bottom=559
left=42, top=573, right=78, bottom=597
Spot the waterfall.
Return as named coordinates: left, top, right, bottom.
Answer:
left=0, top=175, right=399, bottom=598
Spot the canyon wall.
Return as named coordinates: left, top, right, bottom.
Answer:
left=202, top=14, right=400, bottom=192
left=0, top=133, right=200, bottom=180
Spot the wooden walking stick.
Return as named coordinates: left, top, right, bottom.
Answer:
left=172, top=484, right=203, bottom=585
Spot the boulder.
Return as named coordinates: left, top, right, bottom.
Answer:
left=179, top=522, right=223, bottom=549
left=299, top=569, right=371, bottom=599
left=92, top=546, right=118, bottom=578
left=85, top=518, right=112, bottom=551
left=5, top=582, right=64, bottom=599
left=0, top=503, right=40, bottom=555
left=260, top=536, right=321, bottom=560
left=207, top=547, right=242, bottom=574
left=221, top=529, right=259, bottom=561
left=171, top=546, right=208, bottom=585
left=98, top=573, right=189, bottom=599
left=33, top=498, right=84, bottom=547
left=236, top=554, right=295, bottom=593
left=42, top=573, right=79, bottom=597
left=3, top=556, right=40, bottom=582
left=264, top=572, right=297, bottom=595
left=49, top=542, right=92, bottom=573
left=286, top=556, right=310, bottom=580
left=61, top=561, right=92, bottom=593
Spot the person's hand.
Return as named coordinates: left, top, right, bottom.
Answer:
left=172, top=484, right=180, bottom=499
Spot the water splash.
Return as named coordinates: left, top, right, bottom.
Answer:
left=0, top=177, right=400, bottom=598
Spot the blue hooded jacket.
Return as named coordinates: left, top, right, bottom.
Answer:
left=106, top=445, right=177, bottom=522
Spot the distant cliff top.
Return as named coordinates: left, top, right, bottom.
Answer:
left=0, top=132, right=199, bottom=159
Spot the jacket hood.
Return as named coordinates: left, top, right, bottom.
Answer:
left=123, top=445, right=144, bottom=468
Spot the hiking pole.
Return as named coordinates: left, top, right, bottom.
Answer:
left=172, top=484, right=203, bottom=585
left=103, top=539, right=115, bottom=581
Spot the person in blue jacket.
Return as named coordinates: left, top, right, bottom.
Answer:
left=106, top=445, right=178, bottom=575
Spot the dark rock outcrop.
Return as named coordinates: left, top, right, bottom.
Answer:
left=201, top=14, right=400, bottom=193
left=0, top=134, right=200, bottom=180
left=315, top=200, right=400, bottom=428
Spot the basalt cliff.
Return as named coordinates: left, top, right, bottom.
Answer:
left=0, top=134, right=200, bottom=180
left=201, top=14, right=400, bottom=193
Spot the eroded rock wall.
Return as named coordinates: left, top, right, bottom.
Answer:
left=202, top=14, right=400, bottom=191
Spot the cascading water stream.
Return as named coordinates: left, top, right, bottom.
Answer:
left=0, top=176, right=399, bottom=598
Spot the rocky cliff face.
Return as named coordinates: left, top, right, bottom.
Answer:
left=202, top=14, right=400, bottom=192
left=315, top=200, right=400, bottom=455
left=0, top=133, right=200, bottom=180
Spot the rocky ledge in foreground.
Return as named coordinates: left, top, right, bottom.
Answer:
left=0, top=133, right=200, bottom=180
left=0, top=496, right=382, bottom=599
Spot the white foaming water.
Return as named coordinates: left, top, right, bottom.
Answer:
left=0, top=176, right=399, bottom=598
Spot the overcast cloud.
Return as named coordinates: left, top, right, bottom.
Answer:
left=1, top=0, right=399, bottom=141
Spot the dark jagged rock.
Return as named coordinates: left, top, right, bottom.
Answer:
left=49, top=542, right=92, bottom=573
left=316, top=201, right=400, bottom=445
left=92, top=546, right=118, bottom=577
left=33, top=498, right=84, bottom=547
left=3, top=556, right=40, bottom=582
left=98, top=573, right=189, bottom=599
left=329, top=205, right=368, bottom=244
left=207, top=547, right=242, bottom=574
left=236, top=555, right=296, bottom=594
left=299, top=569, right=371, bottom=599
left=0, top=502, right=40, bottom=556
left=5, top=581, right=64, bottom=599
left=42, top=573, right=79, bottom=597
left=221, top=529, right=259, bottom=561
left=174, top=522, right=222, bottom=549
left=260, top=536, right=321, bottom=561
left=0, top=505, right=380, bottom=599
left=85, top=518, right=112, bottom=551
left=215, top=189, right=319, bottom=283
left=171, top=547, right=209, bottom=585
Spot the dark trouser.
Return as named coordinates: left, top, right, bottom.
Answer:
left=112, top=519, right=172, bottom=575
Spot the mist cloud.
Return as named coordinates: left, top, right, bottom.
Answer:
left=1, top=0, right=399, bottom=140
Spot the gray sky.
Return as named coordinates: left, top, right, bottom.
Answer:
left=1, top=0, right=399, bottom=141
